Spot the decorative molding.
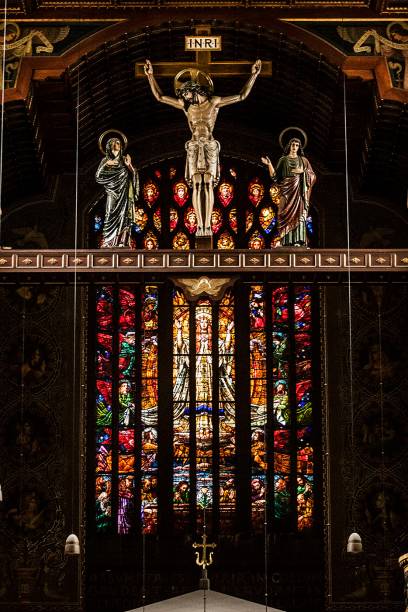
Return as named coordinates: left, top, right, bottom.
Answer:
left=172, top=276, right=236, bottom=301
left=2, top=18, right=407, bottom=105
left=0, top=249, right=407, bottom=275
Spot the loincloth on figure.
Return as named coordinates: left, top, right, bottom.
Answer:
left=185, top=138, right=220, bottom=187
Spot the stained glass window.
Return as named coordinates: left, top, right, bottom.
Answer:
left=117, top=288, right=136, bottom=534
left=272, top=287, right=291, bottom=523
left=91, top=158, right=315, bottom=249
left=94, top=282, right=315, bottom=536
left=218, top=292, right=236, bottom=528
left=94, top=285, right=158, bottom=535
left=294, top=286, right=314, bottom=530
left=249, top=286, right=267, bottom=529
left=95, top=286, right=114, bottom=532
left=195, top=299, right=214, bottom=520
left=141, top=287, right=159, bottom=534
left=173, top=290, right=191, bottom=529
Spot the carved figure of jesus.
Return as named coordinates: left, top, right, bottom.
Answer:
left=144, top=59, right=262, bottom=237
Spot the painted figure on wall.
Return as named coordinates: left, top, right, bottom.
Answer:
left=262, top=129, right=316, bottom=246
left=96, top=132, right=139, bottom=248
left=144, top=59, right=262, bottom=237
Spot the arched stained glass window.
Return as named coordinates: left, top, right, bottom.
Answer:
left=93, top=281, right=316, bottom=536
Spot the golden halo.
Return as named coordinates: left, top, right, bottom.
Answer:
left=98, top=129, right=128, bottom=155
left=174, top=68, right=214, bottom=96
left=278, top=127, right=308, bottom=151
left=0, top=22, right=20, bottom=43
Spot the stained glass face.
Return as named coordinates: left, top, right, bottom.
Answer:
left=173, top=180, right=189, bottom=207
left=248, top=231, right=265, bottom=250
left=229, top=208, right=238, bottom=234
left=217, top=181, right=234, bottom=207
left=259, top=207, right=276, bottom=234
left=184, top=207, right=198, bottom=234
left=143, top=181, right=159, bottom=207
left=143, top=231, right=158, bottom=250
left=248, top=179, right=264, bottom=207
left=211, top=209, right=223, bottom=234
left=173, top=232, right=190, bottom=250
left=169, top=207, right=178, bottom=231
left=217, top=231, right=235, bottom=250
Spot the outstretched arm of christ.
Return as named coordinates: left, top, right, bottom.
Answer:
left=216, top=59, right=262, bottom=108
left=144, top=59, right=183, bottom=110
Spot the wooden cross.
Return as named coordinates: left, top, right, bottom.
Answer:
left=192, top=531, right=217, bottom=570
left=135, top=25, right=272, bottom=79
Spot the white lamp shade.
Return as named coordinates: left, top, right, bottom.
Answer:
left=347, top=532, right=363, bottom=554
left=64, top=533, right=80, bottom=555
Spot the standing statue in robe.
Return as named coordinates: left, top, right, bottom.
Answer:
left=144, top=59, right=262, bottom=237
left=96, top=133, right=139, bottom=248
left=262, top=130, right=316, bottom=247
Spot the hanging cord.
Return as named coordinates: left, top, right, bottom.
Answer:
left=19, top=299, right=26, bottom=531
left=0, top=0, right=8, bottom=247
left=263, top=418, right=268, bottom=612
left=323, top=287, right=332, bottom=600
left=69, top=64, right=80, bottom=536
left=377, top=300, right=387, bottom=589
left=343, top=73, right=356, bottom=530
left=142, top=523, right=146, bottom=612
left=203, top=507, right=207, bottom=612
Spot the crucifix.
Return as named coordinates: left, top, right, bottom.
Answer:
left=193, top=525, right=217, bottom=595
left=136, top=25, right=272, bottom=248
